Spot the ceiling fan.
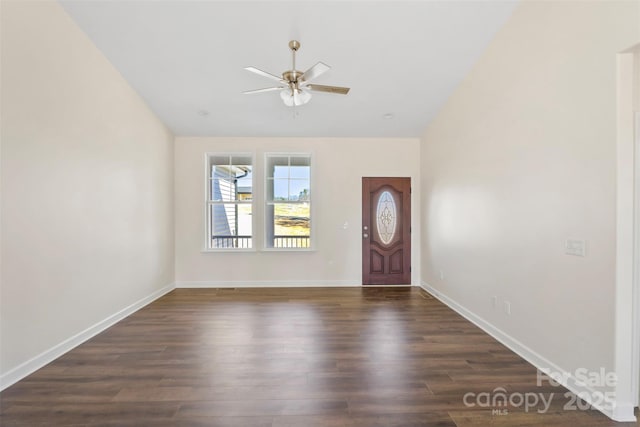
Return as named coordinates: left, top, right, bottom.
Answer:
left=243, top=40, right=350, bottom=107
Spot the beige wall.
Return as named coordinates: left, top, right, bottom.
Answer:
left=421, top=0, right=638, bottom=401
left=0, top=0, right=174, bottom=380
left=175, top=137, right=420, bottom=286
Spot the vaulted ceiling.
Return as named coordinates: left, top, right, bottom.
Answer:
left=59, top=1, right=518, bottom=137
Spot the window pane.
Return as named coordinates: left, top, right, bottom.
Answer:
left=289, top=180, right=310, bottom=201
left=235, top=167, right=252, bottom=201
left=210, top=169, right=252, bottom=202
left=272, top=203, right=310, bottom=248
left=273, top=166, right=289, bottom=179
left=290, top=156, right=310, bottom=167
left=210, top=156, right=232, bottom=179
left=210, top=179, right=252, bottom=202
left=267, top=156, right=289, bottom=178
left=290, top=165, right=310, bottom=180
left=210, top=155, right=231, bottom=166
left=273, top=179, right=288, bottom=201
left=209, top=203, right=252, bottom=249
left=236, top=172, right=252, bottom=201
left=210, top=178, right=234, bottom=201
left=232, top=155, right=252, bottom=166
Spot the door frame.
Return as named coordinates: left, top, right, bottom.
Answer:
left=634, top=111, right=640, bottom=406
left=362, top=177, right=411, bottom=286
left=615, top=46, right=639, bottom=420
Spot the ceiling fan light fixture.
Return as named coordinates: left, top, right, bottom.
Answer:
left=297, top=88, right=312, bottom=105
left=280, top=87, right=312, bottom=107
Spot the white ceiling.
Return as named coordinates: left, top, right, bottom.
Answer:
left=59, top=1, right=518, bottom=138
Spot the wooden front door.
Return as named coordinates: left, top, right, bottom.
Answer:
left=362, top=177, right=411, bottom=285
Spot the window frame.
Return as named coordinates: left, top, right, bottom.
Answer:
left=263, top=152, right=314, bottom=251
left=203, top=152, right=255, bottom=252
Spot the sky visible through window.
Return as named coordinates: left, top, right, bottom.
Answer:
left=273, top=166, right=310, bottom=201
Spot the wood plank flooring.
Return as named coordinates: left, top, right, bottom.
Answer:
left=1, top=287, right=638, bottom=426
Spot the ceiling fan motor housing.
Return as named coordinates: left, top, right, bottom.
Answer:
left=283, top=70, right=304, bottom=85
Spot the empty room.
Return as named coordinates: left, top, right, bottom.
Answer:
left=1, top=0, right=639, bottom=426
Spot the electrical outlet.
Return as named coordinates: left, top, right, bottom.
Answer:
left=504, top=301, right=511, bottom=315
left=439, top=270, right=444, bottom=280
left=492, top=296, right=498, bottom=309
left=565, top=239, right=586, bottom=257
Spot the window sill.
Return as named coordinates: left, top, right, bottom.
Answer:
left=200, top=248, right=316, bottom=253
left=261, top=247, right=316, bottom=252
left=201, top=248, right=257, bottom=253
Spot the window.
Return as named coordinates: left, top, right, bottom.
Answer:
left=265, top=154, right=311, bottom=249
left=206, top=154, right=253, bottom=249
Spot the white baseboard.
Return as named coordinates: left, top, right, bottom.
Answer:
left=610, top=403, right=637, bottom=422
left=0, top=282, right=175, bottom=391
left=175, top=280, right=360, bottom=288
left=419, top=281, right=636, bottom=422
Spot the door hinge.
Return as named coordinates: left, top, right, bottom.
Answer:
left=410, top=266, right=412, bottom=272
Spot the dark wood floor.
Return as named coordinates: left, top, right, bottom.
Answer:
left=1, top=287, right=638, bottom=426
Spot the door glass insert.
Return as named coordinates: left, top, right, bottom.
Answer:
left=376, top=190, right=397, bottom=245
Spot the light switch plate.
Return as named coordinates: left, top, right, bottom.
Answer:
left=565, top=239, right=586, bottom=257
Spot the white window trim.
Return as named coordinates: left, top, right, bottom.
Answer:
left=263, top=152, right=315, bottom=252
left=202, top=152, right=256, bottom=252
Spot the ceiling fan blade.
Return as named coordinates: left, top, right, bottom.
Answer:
left=306, top=84, right=350, bottom=95
left=243, top=87, right=284, bottom=95
left=244, top=66, right=284, bottom=83
left=301, top=62, right=330, bottom=84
